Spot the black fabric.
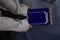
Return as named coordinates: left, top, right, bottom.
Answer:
left=0, top=9, right=26, bottom=20
left=0, top=31, right=16, bottom=40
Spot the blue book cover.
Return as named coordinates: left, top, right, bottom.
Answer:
left=28, top=8, right=53, bottom=25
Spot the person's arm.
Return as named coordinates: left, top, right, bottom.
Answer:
left=0, top=17, right=29, bottom=32
left=0, top=0, right=28, bottom=16
left=0, top=0, right=31, bottom=32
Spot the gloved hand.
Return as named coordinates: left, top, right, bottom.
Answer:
left=26, top=16, right=32, bottom=30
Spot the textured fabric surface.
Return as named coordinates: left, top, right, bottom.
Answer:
left=17, top=0, right=60, bottom=40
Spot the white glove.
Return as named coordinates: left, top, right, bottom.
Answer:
left=18, top=4, right=28, bottom=16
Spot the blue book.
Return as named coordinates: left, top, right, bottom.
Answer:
left=28, top=8, right=53, bottom=25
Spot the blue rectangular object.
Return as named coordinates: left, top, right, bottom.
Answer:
left=28, top=8, right=51, bottom=25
